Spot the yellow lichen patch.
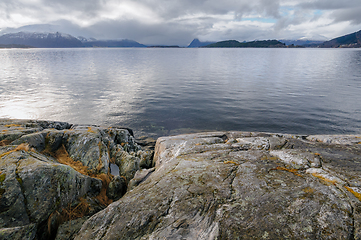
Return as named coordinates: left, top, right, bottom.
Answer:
left=87, top=127, right=96, bottom=134
left=275, top=166, right=302, bottom=177
left=15, top=144, right=30, bottom=151
left=95, top=173, right=113, bottom=206
left=4, top=124, right=21, bottom=128
left=120, top=142, right=126, bottom=147
left=223, top=160, right=239, bottom=165
left=314, top=153, right=321, bottom=156
left=2, top=129, right=8, bottom=132
left=345, top=186, right=361, bottom=201
left=54, top=145, right=90, bottom=176
left=52, top=144, right=112, bottom=206
left=302, top=187, right=315, bottom=194
left=195, top=143, right=202, bottom=146
left=261, top=155, right=278, bottom=161
left=0, top=143, right=30, bottom=158
left=311, top=173, right=337, bottom=185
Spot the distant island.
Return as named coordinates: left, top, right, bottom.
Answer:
left=187, top=38, right=216, bottom=48
left=202, top=39, right=286, bottom=48
left=0, top=29, right=360, bottom=48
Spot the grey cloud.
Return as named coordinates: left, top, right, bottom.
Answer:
left=1, top=0, right=361, bottom=46
left=135, top=0, right=281, bottom=19
left=43, top=0, right=104, bottom=18
left=87, top=19, right=198, bottom=46
left=332, top=7, right=361, bottom=25
left=297, top=0, right=361, bottom=25
left=298, top=0, right=360, bottom=10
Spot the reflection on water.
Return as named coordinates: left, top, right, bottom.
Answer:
left=0, top=48, right=360, bottom=138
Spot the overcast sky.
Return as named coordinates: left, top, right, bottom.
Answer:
left=1, top=0, right=361, bottom=45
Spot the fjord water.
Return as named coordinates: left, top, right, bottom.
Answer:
left=0, top=48, right=360, bottom=138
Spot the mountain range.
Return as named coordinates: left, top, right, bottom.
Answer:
left=318, top=30, right=361, bottom=48
left=0, top=29, right=360, bottom=48
left=0, top=32, right=146, bottom=48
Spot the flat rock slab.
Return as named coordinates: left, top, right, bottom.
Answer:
left=76, top=131, right=361, bottom=240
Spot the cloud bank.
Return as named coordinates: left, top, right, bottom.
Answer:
left=0, top=0, right=360, bottom=45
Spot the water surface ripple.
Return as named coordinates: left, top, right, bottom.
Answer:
left=1, top=48, right=360, bottom=138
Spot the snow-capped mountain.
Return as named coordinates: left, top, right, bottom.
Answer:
left=0, top=32, right=83, bottom=47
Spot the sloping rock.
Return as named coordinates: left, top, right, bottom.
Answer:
left=75, top=132, right=361, bottom=239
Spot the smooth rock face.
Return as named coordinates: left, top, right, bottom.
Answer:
left=76, top=131, right=361, bottom=240
left=0, top=119, right=151, bottom=240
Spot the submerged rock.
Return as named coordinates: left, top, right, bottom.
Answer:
left=75, top=131, right=361, bottom=239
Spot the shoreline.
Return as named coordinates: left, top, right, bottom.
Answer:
left=1, top=119, right=361, bottom=239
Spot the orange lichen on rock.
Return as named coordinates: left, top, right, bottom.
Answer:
left=311, top=173, right=337, bottom=185
left=275, top=166, right=302, bottom=177
left=95, top=173, right=113, bottom=206
left=345, top=186, right=361, bottom=201
left=54, top=145, right=90, bottom=176
left=4, top=124, right=21, bottom=128
left=52, top=144, right=112, bottom=206
left=223, top=160, right=239, bottom=165
left=303, top=187, right=315, bottom=194
left=0, top=143, right=30, bottom=158
left=87, top=127, right=96, bottom=134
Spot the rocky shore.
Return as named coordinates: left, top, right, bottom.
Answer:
left=1, top=119, right=361, bottom=239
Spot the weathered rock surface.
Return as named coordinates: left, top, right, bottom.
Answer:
left=0, top=119, right=153, bottom=240
left=75, top=131, right=361, bottom=239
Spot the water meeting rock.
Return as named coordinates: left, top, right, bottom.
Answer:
left=1, top=119, right=361, bottom=239
left=75, top=131, right=361, bottom=240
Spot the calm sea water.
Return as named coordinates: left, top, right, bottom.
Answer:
left=0, top=48, right=360, bottom=138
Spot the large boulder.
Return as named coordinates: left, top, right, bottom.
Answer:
left=75, top=131, right=361, bottom=239
left=0, top=119, right=149, bottom=239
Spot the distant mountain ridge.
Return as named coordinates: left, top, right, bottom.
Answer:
left=82, top=39, right=146, bottom=48
left=0, top=32, right=146, bottom=48
left=280, top=39, right=324, bottom=46
left=0, top=32, right=83, bottom=48
left=203, top=39, right=286, bottom=48
left=318, top=30, right=361, bottom=48
left=1, top=29, right=361, bottom=48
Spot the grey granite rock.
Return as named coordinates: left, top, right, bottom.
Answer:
left=106, top=176, right=127, bottom=201
left=75, top=131, right=361, bottom=240
left=0, top=119, right=148, bottom=240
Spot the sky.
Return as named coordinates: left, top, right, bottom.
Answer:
left=0, top=0, right=361, bottom=46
